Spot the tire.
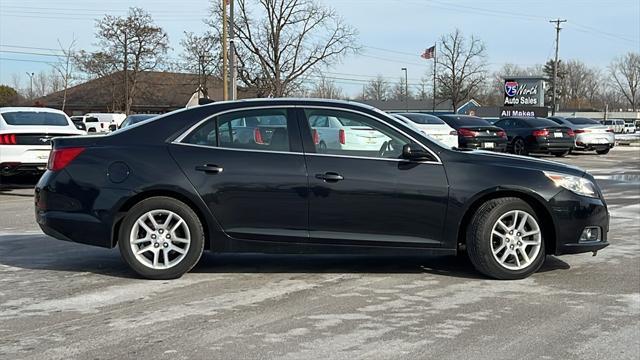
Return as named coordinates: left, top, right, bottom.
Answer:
left=551, top=150, right=569, bottom=157
left=511, top=138, right=528, bottom=156
left=118, top=196, right=205, bottom=280
left=466, top=197, right=546, bottom=280
left=88, top=128, right=96, bottom=133
left=596, top=148, right=610, bottom=155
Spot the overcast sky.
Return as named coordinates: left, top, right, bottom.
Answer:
left=1, top=0, right=638, bottom=97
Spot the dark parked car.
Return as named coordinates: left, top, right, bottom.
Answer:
left=437, top=115, right=508, bottom=152
left=495, top=117, right=575, bottom=157
left=35, top=99, right=609, bottom=280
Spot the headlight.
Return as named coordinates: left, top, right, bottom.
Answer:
left=544, top=171, right=598, bottom=198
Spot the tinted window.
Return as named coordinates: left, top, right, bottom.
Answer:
left=495, top=119, right=517, bottom=128
left=121, top=114, right=156, bottom=128
left=547, top=117, right=564, bottom=125
left=568, top=117, right=600, bottom=125
left=1, top=111, right=69, bottom=126
left=523, top=118, right=560, bottom=128
left=85, top=117, right=99, bottom=123
left=305, top=109, right=413, bottom=160
left=439, top=115, right=491, bottom=127
left=402, top=113, right=445, bottom=125
left=184, top=109, right=290, bottom=152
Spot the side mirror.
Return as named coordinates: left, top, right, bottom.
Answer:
left=108, top=124, right=117, bottom=131
left=402, top=143, right=433, bottom=160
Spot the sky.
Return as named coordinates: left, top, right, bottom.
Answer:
left=0, top=0, right=638, bottom=97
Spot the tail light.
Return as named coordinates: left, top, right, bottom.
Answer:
left=497, top=130, right=507, bottom=138
left=567, top=129, right=575, bottom=137
left=253, top=128, right=264, bottom=144
left=0, top=134, right=17, bottom=145
left=606, top=129, right=614, bottom=133
left=574, top=129, right=589, bottom=134
left=339, top=129, right=346, bottom=144
left=47, top=147, right=85, bottom=171
left=457, top=128, right=478, bottom=138
left=532, top=129, right=549, bottom=137
left=449, top=130, right=458, bottom=136
left=312, top=129, right=320, bottom=145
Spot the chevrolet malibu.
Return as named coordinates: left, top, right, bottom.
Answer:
left=35, top=99, right=609, bottom=280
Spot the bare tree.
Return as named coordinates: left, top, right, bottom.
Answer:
left=310, top=75, right=343, bottom=99
left=364, top=75, right=390, bottom=100
left=76, top=7, right=169, bottom=114
left=213, top=0, right=358, bottom=97
left=415, top=76, right=431, bottom=101
left=52, top=37, right=78, bottom=111
left=391, top=77, right=411, bottom=101
left=436, top=29, right=487, bottom=112
left=180, top=31, right=220, bottom=97
left=33, top=70, right=49, bottom=98
left=609, top=52, right=640, bottom=111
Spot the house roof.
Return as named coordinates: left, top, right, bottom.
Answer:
left=33, top=71, right=256, bottom=113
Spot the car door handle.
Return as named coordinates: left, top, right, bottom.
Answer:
left=315, top=172, right=344, bottom=182
left=195, top=164, right=223, bottom=173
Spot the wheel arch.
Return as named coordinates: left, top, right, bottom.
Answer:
left=456, top=189, right=556, bottom=255
left=112, top=188, right=216, bottom=249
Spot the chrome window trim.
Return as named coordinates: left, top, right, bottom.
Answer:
left=174, top=141, right=303, bottom=156
left=172, top=104, right=442, bottom=165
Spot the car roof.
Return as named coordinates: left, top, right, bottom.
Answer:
left=0, top=107, right=67, bottom=115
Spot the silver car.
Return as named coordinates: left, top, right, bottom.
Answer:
left=548, top=117, right=615, bottom=155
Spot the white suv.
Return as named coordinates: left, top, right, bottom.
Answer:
left=0, top=107, right=84, bottom=176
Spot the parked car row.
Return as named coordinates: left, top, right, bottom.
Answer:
left=389, top=112, right=618, bottom=158
left=1, top=107, right=159, bottom=177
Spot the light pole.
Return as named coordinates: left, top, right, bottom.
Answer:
left=25, top=72, right=34, bottom=100
left=401, top=67, right=408, bottom=112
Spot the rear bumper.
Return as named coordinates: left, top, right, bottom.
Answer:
left=460, top=138, right=507, bottom=152
left=575, top=133, right=615, bottom=149
left=529, top=138, right=574, bottom=153
left=549, top=189, right=610, bottom=255
left=1, top=162, right=47, bottom=176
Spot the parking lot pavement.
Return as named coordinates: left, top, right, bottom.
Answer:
left=0, top=148, right=638, bottom=360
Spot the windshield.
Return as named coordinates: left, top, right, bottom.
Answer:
left=568, top=117, right=600, bottom=125
left=1, top=111, right=70, bottom=126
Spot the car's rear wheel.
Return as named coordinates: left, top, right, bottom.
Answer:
left=596, top=148, right=610, bottom=155
left=466, top=197, right=545, bottom=279
left=118, top=196, right=204, bottom=280
left=512, top=138, right=528, bottom=156
left=551, top=150, right=569, bottom=157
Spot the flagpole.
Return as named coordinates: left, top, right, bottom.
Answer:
left=432, top=43, right=436, bottom=113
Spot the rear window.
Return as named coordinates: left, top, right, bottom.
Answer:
left=1, top=111, right=69, bottom=126
left=439, top=115, right=491, bottom=127
left=401, top=113, right=445, bottom=125
left=523, top=118, right=561, bottom=127
left=568, top=117, right=600, bottom=125
left=85, top=117, right=99, bottom=123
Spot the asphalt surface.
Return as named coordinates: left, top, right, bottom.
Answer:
left=1, top=147, right=639, bottom=360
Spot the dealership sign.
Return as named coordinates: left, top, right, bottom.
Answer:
left=499, top=106, right=548, bottom=118
left=503, top=77, right=545, bottom=106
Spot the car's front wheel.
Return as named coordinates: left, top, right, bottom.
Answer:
left=466, top=197, right=545, bottom=279
left=511, top=138, right=528, bottom=156
left=118, top=196, right=204, bottom=279
left=596, top=148, right=610, bottom=155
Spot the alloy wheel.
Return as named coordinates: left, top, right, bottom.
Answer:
left=490, top=210, right=542, bottom=270
left=129, top=209, right=191, bottom=270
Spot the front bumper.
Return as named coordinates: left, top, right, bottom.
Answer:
left=549, top=189, right=610, bottom=255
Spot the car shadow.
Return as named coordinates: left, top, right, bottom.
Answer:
left=0, top=174, right=41, bottom=192
left=0, top=234, right=571, bottom=280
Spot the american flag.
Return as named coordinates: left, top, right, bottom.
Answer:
left=421, top=46, right=435, bottom=60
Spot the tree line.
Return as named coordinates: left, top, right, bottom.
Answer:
left=1, top=1, right=638, bottom=114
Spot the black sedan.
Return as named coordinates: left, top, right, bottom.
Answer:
left=35, top=99, right=609, bottom=280
left=437, top=115, right=508, bottom=152
left=495, top=117, right=575, bottom=157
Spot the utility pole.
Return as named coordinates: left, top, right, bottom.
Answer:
left=221, top=0, right=228, bottom=101
left=550, top=19, right=566, bottom=116
left=229, top=0, right=237, bottom=100
left=401, top=67, right=408, bottom=111
left=25, top=72, right=34, bottom=101
left=123, top=30, right=129, bottom=114
left=432, top=44, right=437, bottom=113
